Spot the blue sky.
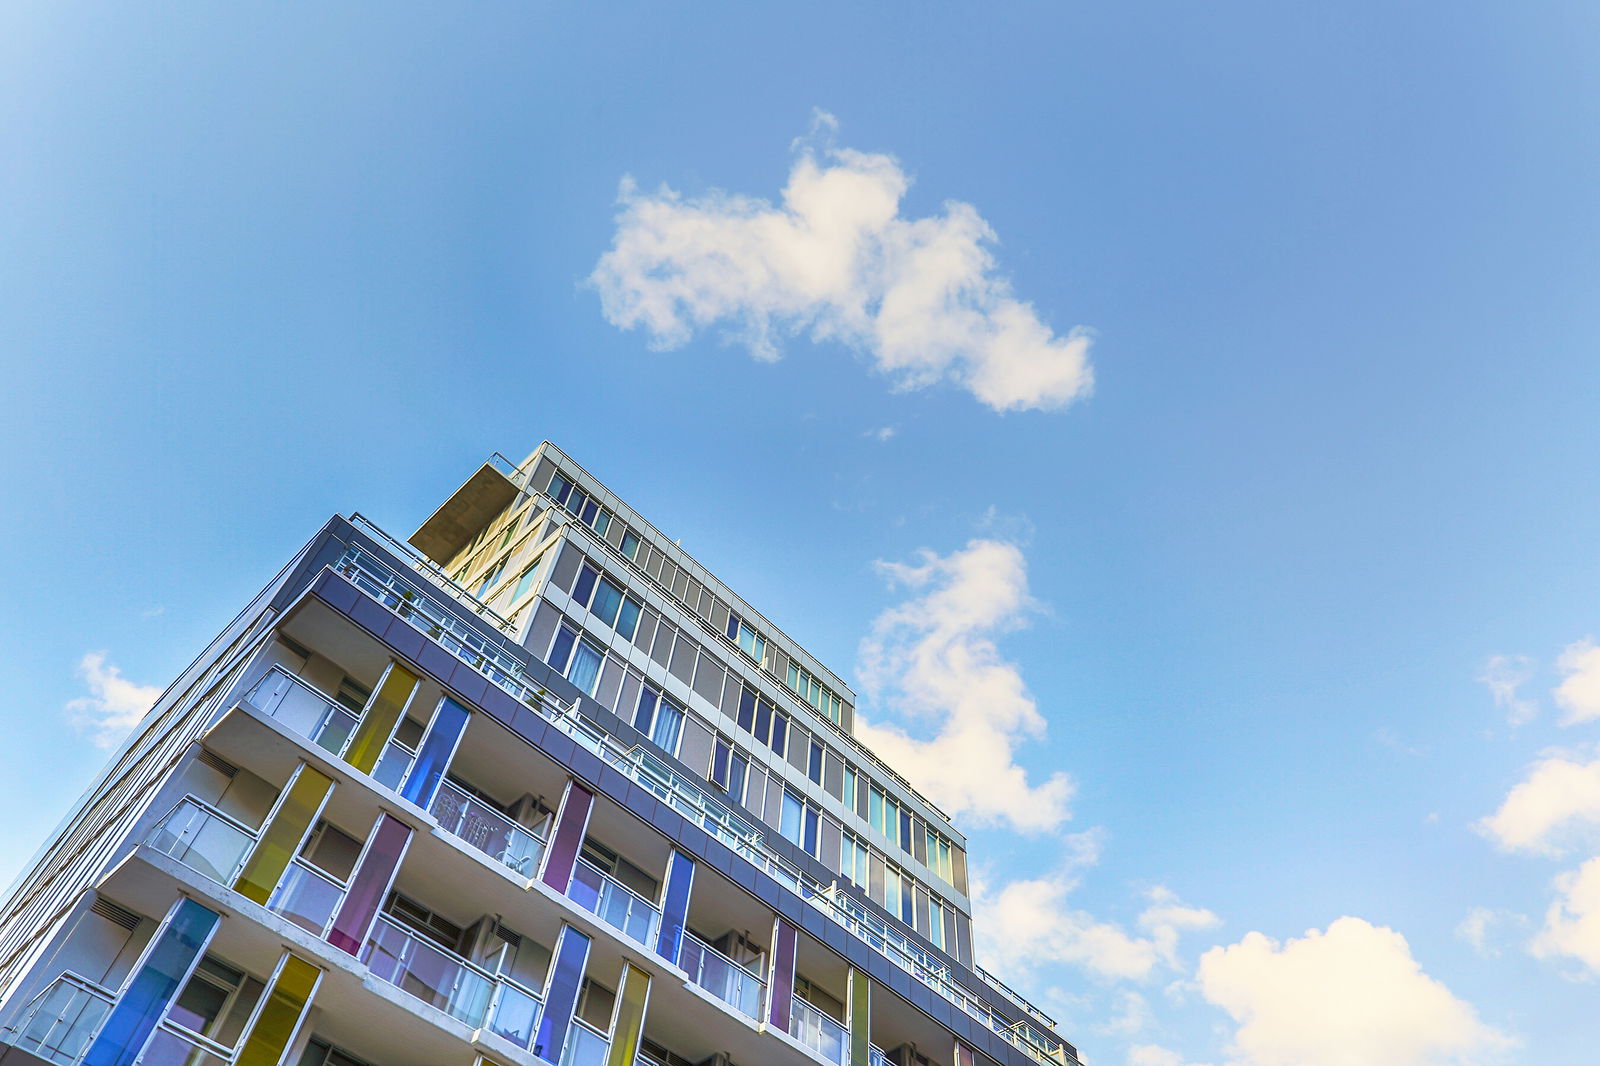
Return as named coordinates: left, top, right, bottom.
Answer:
left=4, top=3, right=1599, bottom=1063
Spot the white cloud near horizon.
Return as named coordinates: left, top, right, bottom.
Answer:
left=1532, top=856, right=1600, bottom=975
left=1197, top=917, right=1510, bottom=1066
left=1479, top=654, right=1536, bottom=726
left=589, top=113, right=1094, bottom=413
left=1476, top=749, right=1600, bottom=857
left=66, top=651, right=160, bottom=748
left=1554, top=639, right=1600, bottom=726
left=854, top=538, right=1074, bottom=831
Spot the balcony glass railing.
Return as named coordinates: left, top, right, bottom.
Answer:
left=135, top=1022, right=234, bottom=1066
left=146, top=798, right=257, bottom=885
left=678, top=934, right=764, bottom=1021
left=244, top=667, right=358, bottom=755
left=2, top=973, right=113, bottom=1066
left=558, top=1018, right=608, bottom=1066
left=370, top=739, right=416, bottom=792
left=869, top=1046, right=888, bottom=1066
left=333, top=538, right=1070, bottom=1066
left=484, top=978, right=542, bottom=1050
left=789, top=996, right=847, bottom=1066
left=430, top=782, right=546, bottom=877
left=566, top=860, right=659, bottom=947
left=265, top=858, right=346, bottom=936
left=362, top=915, right=494, bottom=1028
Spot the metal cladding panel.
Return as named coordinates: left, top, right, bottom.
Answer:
left=668, top=637, right=696, bottom=684
left=527, top=601, right=562, bottom=659
left=849, top=969, right=871, bottom=1066
left=677, top=718, right=713, bottom=777
left=541, top=782, right=595, bottom=892
left=328, top=814, right=412, bottom=955
left=654, top=851, right=695, bottom=965
left=550, top=542, right=582, bottom=594
left=605, top=964, right=651, bottom=1066
left=532, top=925, right=591, bottom=1065
left=768, top=919, right=798, bottom=1032
left=400, top=697, right=469, bottom=809
left=692, top=651, right=724, bottom=704
left=234, top=954, right=320, bottom=1066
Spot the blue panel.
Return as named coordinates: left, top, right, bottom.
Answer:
left=533, top=926, right=592, bottom=1064
left=655, top=851, right=695, bottom=965
left=400, top=698, right=469, bottom=809
left=85, top=900, right=219, bottom=1066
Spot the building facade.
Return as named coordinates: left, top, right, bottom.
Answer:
left=0, top=444, right=1081, bottom=1066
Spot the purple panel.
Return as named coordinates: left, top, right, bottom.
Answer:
left=539, top=782, right=594, bottom=891
left=328, top=815, right=412, bottom=954
left=769, top=919, right=797, bottom=1031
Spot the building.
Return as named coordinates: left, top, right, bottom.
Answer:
left=0, top=444, right=1081, bottom=1066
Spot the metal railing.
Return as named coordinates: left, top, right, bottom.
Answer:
left=349, top=514, right=519, bottom=634
left=869, top=1045, right=888, bottom=1066
left=146, top=797, right=258, bottom=885
left=789, top=996, right=847, bottom=1066
left=362, top=915, right=494, bottom=1028
left=2, top=973, right=113, bottom=1066
left=244, top=667, right=358, bottom=755
left=430, top=781, right=546, bottom=877
left=332, top=537, right=1069, bottom=1066
left=134, top=1022, right=235, bottom=1066
left=370, top=738, right=417, bottom=792
left=558, top=1018, right=609, bottom=1066
left=265, top=858, right=346, bottom=936
left=678, top=933, right=765, bottom=1021
left=567, top=859, right=659, bottom=947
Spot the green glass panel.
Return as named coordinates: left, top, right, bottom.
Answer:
left=236, top=955, right=320, bottom=1066
left=849, top=968, right=871, bottom=1066
left=343, top=664, right=418, bottom=774
left=234, top=767, right=334, bottom=905
left=605, top=964, right=650, bottom=1066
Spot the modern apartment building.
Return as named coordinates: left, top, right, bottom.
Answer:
left=0, top=444, right=1082, bottom=1066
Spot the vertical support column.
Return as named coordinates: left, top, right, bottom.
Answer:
left=343, top=663, right=419, bottom=774
left=84, top=898, right=220, bottom=1066
left=954, top=1042, right=977, bottom=1066
left=848, top=967, right=871, bottom=1066
left=654, top=850, right=695, bottom=965
left=235, top=764, right=334, bottom=905
left=532, top=925, right=592, bottom=1065
left=399, top=697, right=469, bottom=810
left=539, top=781, right=594, bottom=892
left=767, top=918, right=797, bottom=1034
left=604, top=962, right=651, bottom=1066
left=235, top=953, right=322, bottom=1066
left=327, top=814, right=413, bottom=954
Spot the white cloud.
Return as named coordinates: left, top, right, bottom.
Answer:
left=1480, top=653, right=1536, bottom=725
left=1531, top=856, right=1600, bottom=976
left=1475, top=749, right=1600, bottom=856
left=1455, top=907, right=1527, bottom=958
left=976, top=867, right=1215, bottom=984
left=1129, top=1045, right=1212, bottom=1066
left=1097, top=991, right=1154, bottom=1037
left=589, top=113, right=1094, bottom=413
left=1554, top=638, right=1600, bottom=726
left=66, top=651, right=160, bottom=748
left=854, top=538, right=1073, bottom=831
left=1198, top=917, right=1510, bottom=1066
left=865, top=426, right=896, bottom=442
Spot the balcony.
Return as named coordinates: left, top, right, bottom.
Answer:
left=566, top=859, right=658, bottom=947
left=678, top=933, right=765, bottom=1021
left=789, top=996, right=847, bottom=1066
left=264, top=858, right=346, bottom=937
left=361, top=915, right=495, bottom=1029
left=429, top=781, right=546, bottom=878
left=135, top=1021, right=235, bottom=1066
left=558, top=1019, right=608, bottom=1066
left=243, top=667, right=417, bottom=792
left=146, top=798, right=257, bottom=885
left=3, top=973, right=113, bottom=1066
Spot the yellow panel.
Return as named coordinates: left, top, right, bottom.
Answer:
left=343, top=664, right=418, bottom=774
left=236, top=954, right=321, bottom=1066
left=605, top=964, right=650, bottom=1066
left=234, top=767, right=334, bottom=905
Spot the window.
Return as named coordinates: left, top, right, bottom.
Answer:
left=551, top=623, right=602, bottom=695
left=549, top=471, right=574, bottom=505
left=841, top=833, right=870, bottom=888
left=498, top=512, right=522, bottom=549
left=615, top=597, right=641, bottom=641
left=476, top=558, right=506, bottom=598
left=808, top=741, right=824, bottom=785
left=710, top=737, right=749, bottom=804
left=734, top=685, right=789, bottom=759
left=803, top=805, right=819, bottom=856
left=573, top=563, right=598, bottom=605
left=882, top=864, right=913, bottom=925
left=769, top=713, right=788, bottom=758
left=592, top=511, right=610, bottom=537
left=842, top=765, right=858, bottom=808
left=634, top=685, right=684, bottom=756
left=928, top=899, right=947, bottom=951
left=621, top=531, right=641, bottom=561
left=725, top=613, right=767, bottom=664
left=780, top=791, right=804, bottom=847
left=590, top=576, right=623, bottom=626
left=508, top=551, right=546, bottom=604
left=869, top=785, right=901, bottom=847
left=899, top=809, right=914, bottom=855
left=571, top=560, right=642, bottom=641
left=786, top=662, right=844, bottom=726
left=927, top=830, right=955, bottom=884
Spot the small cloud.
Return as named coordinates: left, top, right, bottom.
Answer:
left=864, top=426, right=897, bottom=442
left=1375, top=726, right=1427, bottom=757
left=1139, top=886, right=1222, bottom=969
left=1555, top=639, right=1600, bottom=726
left=1096, top=991, right=1153, bottom=1037
left=1532, top=856, right=1600, bottom=976
left=66, top=652, right=160, bottom=748
left=589, top=116, right=1094, bottom=413
left=1480, top=654, right=1536, bottom=726
left=140, top=605, right=167, bottom=620
left=1456, top=907, right=1527, bottom=958
left=1476, top=747, right=1600, bottom=856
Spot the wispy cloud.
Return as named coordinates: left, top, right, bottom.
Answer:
left=590, top=112, right=1094, bottom=413
left=1198, top=918, right=1511, bottom=1066
left=66, top=651, right=160, bottom=748
left=854, top=538, right=1074, bottom=831
left=1531, top=856, right=1600, bottom=976
left=864, top=426, right=896, bottom=442
left=1479, top=654, right=1536, bottom=726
